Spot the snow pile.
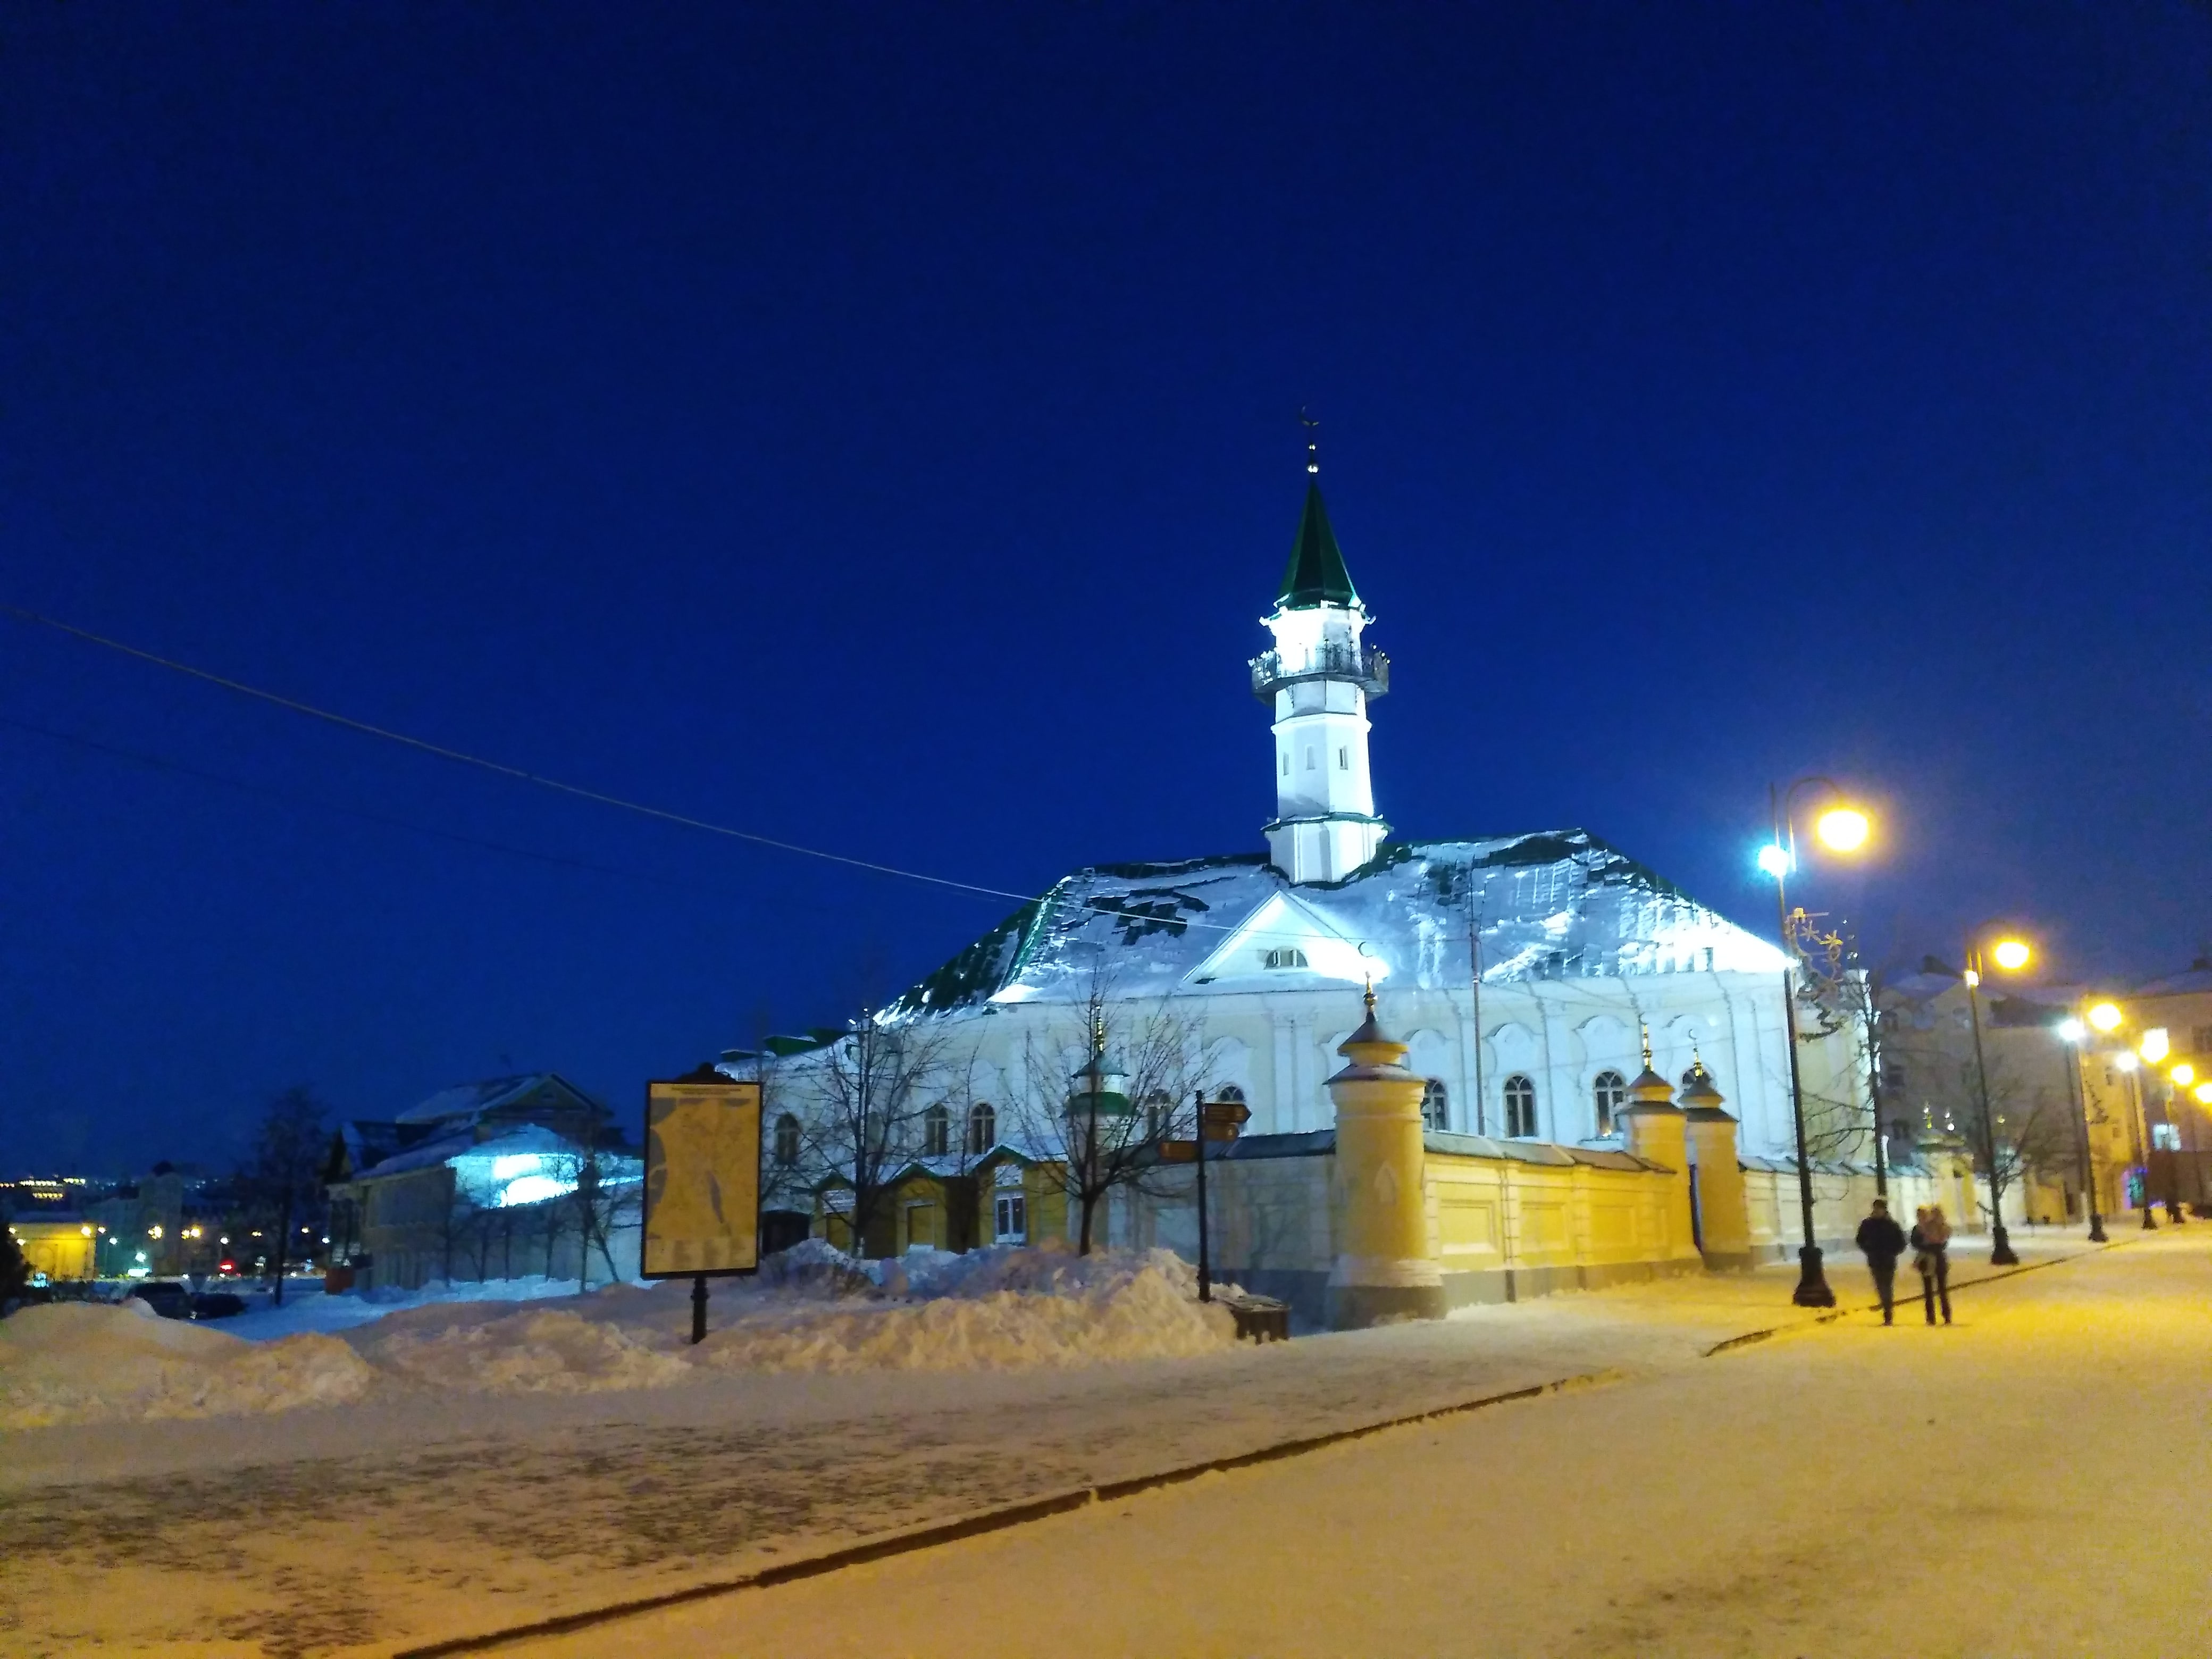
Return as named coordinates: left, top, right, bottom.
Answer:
left=694, top=1245, right=1241, bottom=1374
left=350, top=1305, right=691, bottom=1395
left=0, top=1301, right=372, bottom=1430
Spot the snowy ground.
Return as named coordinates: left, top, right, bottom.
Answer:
left=0, top=1227, right=2142, bottom=1656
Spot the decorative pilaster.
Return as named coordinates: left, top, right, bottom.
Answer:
left=1325, top=987, right=1446, bottom=1329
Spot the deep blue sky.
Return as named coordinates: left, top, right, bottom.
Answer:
left=4, top=4, right=2207, bottom=1173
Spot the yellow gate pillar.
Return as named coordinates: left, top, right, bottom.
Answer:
left=1618, top=1028, right=1693, bottom=1260
left=1680, top=1057, right=1752, bottom=1270
left=1326, top=988, right=1446, bottom=1329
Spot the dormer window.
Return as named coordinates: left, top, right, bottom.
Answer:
left=1263, top=948, right=1309, bottom=970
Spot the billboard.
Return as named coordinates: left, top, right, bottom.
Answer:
left=641, top=1078, right=762, bottom=1279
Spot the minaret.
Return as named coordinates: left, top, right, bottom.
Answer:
left=1251, top=441, right=1389, bottom=883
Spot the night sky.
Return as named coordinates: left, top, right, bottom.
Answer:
left=4, top=4, right=2207, bottom=1173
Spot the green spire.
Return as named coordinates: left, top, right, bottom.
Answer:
left=1276, top=480, right=1360, bottom=610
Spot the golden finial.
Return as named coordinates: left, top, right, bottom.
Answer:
left=1689, top=1043, right=1706, bottom=1082
left=1639, top=1019, right=1654, bottom=1070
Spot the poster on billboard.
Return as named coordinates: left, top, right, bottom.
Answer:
left=641, top=1076, right=762, bottom=1280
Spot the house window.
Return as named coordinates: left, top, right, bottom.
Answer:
left=1503, top=1074, right=1538, bottom=1139
left=2152, top=1123, right=2182, bottom=1152
left=1337, top=746, right=1348, bottom=770
left=994, top=1191, right=1028, bottom=1244
left=967, top=1101, right=996, bottom=1155
left=2194, top=1025, right=2212, bottom=1057
left=1216, top=1084, right=1245, bottom=1104
left=773, top=1113, right=800, bottom=1167
left=921, top=1103, right=950, bottom=1158
left=1263, top=947, right=1309, bottom=970
left=1592, top=1071, right=1626, bottom=1136
left=1421, top=1078, right=1448, bottom=1131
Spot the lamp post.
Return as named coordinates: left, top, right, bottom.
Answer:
left=1758, top=776, right=1873, bottom=1309
left=2112, top=1050, right=2156, bottom=1228
left=2055, top=1017, right=2107, bottom=1243
left=1959, top=929, right=2032, bottom=1266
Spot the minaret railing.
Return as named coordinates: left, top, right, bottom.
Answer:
left=1249, top=642, right=1389, bottom=700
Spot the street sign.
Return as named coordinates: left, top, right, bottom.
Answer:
left=1201, top=1101, right=1251, bottom=1142
left=1158, top=1138, right=1199, bottom=1163
left=641, top=1078, right=762, bottom=1280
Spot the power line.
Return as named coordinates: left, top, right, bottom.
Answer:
left=3, top=603, right=1040, bottom=906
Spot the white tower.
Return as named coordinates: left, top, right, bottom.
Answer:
left=1252, top=460, right=1389, bottom=883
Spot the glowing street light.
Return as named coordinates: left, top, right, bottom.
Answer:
left=1763, top=774, right=1878, bottom=1308
left=1814, top=807, right=1871, bottom=853
left=1962, top=925, right=2037, bottom=1264
left=2089, top=1002, right=2124, bottom=1033
left=2141, top=1028, right=2171, bottom=1064
left=2057, top=1017, right=2087, bottom=1043
left=2173, top=1063, right=2197, bottom=1088
left=2197, top=1083, right=2212, bottom=1107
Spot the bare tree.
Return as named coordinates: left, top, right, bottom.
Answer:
left=237, top=1086, right=330, bottom=1307
left=799, top=1011, right=951, bottom=1259
left=1010, top=969, right=1212, bottom=1255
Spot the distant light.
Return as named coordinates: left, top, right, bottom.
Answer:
left=1756, top=844, right=1792, bottom=880
left=2197, top=1083, right=2212, bottom=1105
left=2057, top=1018, right=2086, bottom=1043
left=1991, top=940, right=2032, bottom=973
left=2115, top=1052, right=2140, bottom=1074
left=2089, top=1002, right=2124, bottom=1033
left=1814, top=808, right=1871, bottom=853
left=2141, top=1028, right=2171, bottom=1063
left=1963, top=969, right=1980, bottom=988
left=2173, top=1063, right=2197, bottom=1087
left=500, top=1174, right=575, bottom=1208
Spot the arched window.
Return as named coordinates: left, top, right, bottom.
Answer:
left=1421, top=1078, right=1449, bottom=1132
left=1216, top=1084, right=1245, bottom=1103
left=1141, top=1091, right=1172, bottom=1138
left=772, top=1113, right=800, bottom=1168
left=967, top=1101, right=996, bottom=1155
left=921, top=1103, right=951, bottom=1158
left=1503, top=1074, right=1538, bottom=1139
left=1592, top=1071, right=1627, bottom=1136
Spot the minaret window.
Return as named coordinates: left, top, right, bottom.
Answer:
left=1503, top=1074, right=1538, bottom=1138
left=1592, top=1071, right=1627, bottom=1136
left=1305, top=749, right=1316, bottom=771
left=1337, top=747, right=1348, bottom=770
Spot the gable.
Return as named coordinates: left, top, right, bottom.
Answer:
left=1185, top=890, right=1386, bottom=988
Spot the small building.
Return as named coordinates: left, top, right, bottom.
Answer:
left=326, top=1074, right=642, bottom=1292
left=6, top=1213, right=98, bottom=1283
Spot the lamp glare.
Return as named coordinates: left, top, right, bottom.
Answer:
left=1814, top=808, right=1871, bottom=852
left=2056, top=1018, right=2085, bottom=1043
left=2173, top=1063, right=2197, bottom=1087
left=2089, top=1001, right=2123, bottom=1033
left=1991, top=939, right=2032, bottom=973
left=2142, top=1028, right=2171, bottom=1063
left=1756, top=844, right=1791, bottom=879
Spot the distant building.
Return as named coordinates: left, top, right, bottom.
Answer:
left=326, top=1074, right=642, bottom=1292
left=5, top=1213, right=98, bottom=1283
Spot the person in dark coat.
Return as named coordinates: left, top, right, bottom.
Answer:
left=1854, top=1198, right=1908, bottom=1325
left=1909, top=1204, right=1953, bottom=1325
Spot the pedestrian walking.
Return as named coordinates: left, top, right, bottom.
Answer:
left=1854, top=1197, right=1907, bottom=1324
left=1909, top=1204, right=1953, bottom=1325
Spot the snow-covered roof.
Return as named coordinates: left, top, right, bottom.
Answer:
left=888, top=829, right=1788, bottom=1017
left=394, top=1074, right=597, bottom=1127
left=2132, top=963, right=2212, bottom=998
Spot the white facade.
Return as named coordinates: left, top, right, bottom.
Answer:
left=1261, top=599, right=1385, bottom=883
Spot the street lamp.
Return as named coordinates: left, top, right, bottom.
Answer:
left=2112, top=1049, right=2157, bottom=1229
left=1961, top=927, right=2033, bottom=1265
left=2055, top=1016, right=2107, bottom=1244
left=1759, top=775, right=1876, bottom=1308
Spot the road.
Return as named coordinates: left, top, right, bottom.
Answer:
left=512, top=1231, right=2212, bottom=1658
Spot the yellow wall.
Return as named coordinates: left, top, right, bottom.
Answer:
left=10, top=1220, right=98, bottom=1281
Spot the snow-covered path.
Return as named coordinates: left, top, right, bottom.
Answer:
left=0, top=1228, right=2147, bottom=1656
left=512, top=1229, right=2212, bottom=1659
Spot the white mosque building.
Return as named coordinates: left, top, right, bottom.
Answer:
left=742, top=471, right=1876, bottom=1261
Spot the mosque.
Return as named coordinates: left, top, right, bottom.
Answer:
left=736, top=470, right=1938, bottom=1323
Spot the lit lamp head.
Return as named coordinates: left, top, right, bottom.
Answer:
left=1756, top=843, right=1792, bottom=880
left=1813, top=807, right=1872, bottom=853
left=2197, top=1083, right=2212, bottom=1106
left=2174, top=1063, right=2197, bottom=1088
left=2141, top=1028, right=2171, bottom=1064
left=2088, top=1001, right=2124, bottom=1034
left=1990, top=939, right=2032, bottom=973
left=2056, top=1017, right=2087, bottom=1044
left=2115, top=1052, right=2140, bottom=1074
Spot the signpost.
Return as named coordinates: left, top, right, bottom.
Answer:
left=1192, top=1092, right=1250, bottom=1303
left=641, top=1075, right=763, bottom=1343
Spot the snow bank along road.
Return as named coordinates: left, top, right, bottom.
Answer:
left=510, top=1230, right=2212, bottom=1659
left=0, top=1227, right=2144, bottom=1657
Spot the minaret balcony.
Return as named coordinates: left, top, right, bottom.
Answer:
left=1249, top=642, right=1389, bottom=702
